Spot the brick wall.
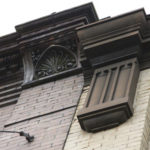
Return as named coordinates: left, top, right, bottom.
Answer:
left=64, top=69, right=150, bottom=150
left=0, top=74, right=84, bottom=150
left=0, top=105, right=15, bottom=130
left=1, top=69, right=150, bottom=150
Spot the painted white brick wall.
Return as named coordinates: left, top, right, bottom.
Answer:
left=64, top=69, right=150, bottom=150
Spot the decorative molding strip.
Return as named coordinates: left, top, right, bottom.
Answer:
left=0, top=53, right=21, bottom=73
left=0, top=80, right=22, bottom=108
left=5, top=105, right=76, bottom=127
left=22, top=67, right=82, bottom=89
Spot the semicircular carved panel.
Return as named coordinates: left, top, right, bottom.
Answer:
left=35, top=45, right=77, bottom=78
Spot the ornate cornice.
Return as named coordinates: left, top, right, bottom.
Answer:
left=15, top=3, right=98, bottom=34
left=0, top=3, right=98, bottom=87
left=76, top=8, right=150, bottom=70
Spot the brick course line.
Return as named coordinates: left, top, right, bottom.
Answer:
left=5, top=105, right=77, bottom=127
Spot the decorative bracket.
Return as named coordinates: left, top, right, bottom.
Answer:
left=77, top=58, right=139, bottom=132
left=76, top=8, right=150, bottom=132
left=22, top=49, right=34, bottom=84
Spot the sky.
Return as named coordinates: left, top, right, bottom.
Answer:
left=0, top=0, right=150, bottom=37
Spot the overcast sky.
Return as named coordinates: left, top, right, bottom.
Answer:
left=0, top=0, right=150, bottom=37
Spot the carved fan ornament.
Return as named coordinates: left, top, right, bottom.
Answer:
left=35, top=45, right=77, bottom=78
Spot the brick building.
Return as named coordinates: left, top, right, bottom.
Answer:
left=0, top=3, right=150, bottom=150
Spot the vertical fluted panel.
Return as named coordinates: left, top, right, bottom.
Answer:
left=85, top=58, right=138, bottom=106
left=88, top=73, right=106, bottom=106
left=113, top=65, right=131, bottom=100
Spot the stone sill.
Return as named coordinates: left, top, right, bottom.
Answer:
left=22, top=67, right=82, bottom=89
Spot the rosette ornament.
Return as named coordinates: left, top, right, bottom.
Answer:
left=35, top=45, right=77, bottom=78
